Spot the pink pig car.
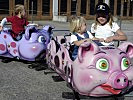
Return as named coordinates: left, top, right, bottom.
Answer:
left=47, top=35, right=133, bottom=97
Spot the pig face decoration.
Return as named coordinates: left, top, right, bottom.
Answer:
left=72, top=41, right=133, bottom=96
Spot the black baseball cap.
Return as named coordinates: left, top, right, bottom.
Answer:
left=95, top=2, right=110, bottom=15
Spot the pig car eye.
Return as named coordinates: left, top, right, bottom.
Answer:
left=121, top=57, right=129, bottom=71
left=38, top=36, right=46, bottom=43
left=96, top=58, right=109, bottom=71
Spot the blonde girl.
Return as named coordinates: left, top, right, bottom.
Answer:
left=70, top=16, right=95, bottom=60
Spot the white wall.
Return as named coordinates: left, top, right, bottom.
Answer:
left=53, top=0, right=58, bottom=16
left=52, top=0, right=67, bottom=22
left=105, top=0, right=109, bottom=5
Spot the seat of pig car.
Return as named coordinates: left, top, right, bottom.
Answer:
left=58, top=35, right=74, bottom=61
left=68, top=44, right=75, bottom=61
left=52, top=37, right=61, bottom=53
left=3, top=29, right=23, bottom=41
left=27, top=27, right=38, bottom=39
left=8, top=27, right=37, bottom=41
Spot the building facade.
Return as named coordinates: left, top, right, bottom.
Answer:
left=0, top=0, right=132, bottom=21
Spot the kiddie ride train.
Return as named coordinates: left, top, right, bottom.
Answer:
left=1, top=25, right=133, bottom=99
left=0, top=25, right=53, bottom=61
left=46, top=33, right=133, bottom=98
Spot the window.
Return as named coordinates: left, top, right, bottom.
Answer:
left=71, top=0, right=77, bottom=15
left=15, top=0, right=24, bottom=5
left=109, top=0, right=114, bottom=15
left=42, top=0, right=50, bottom=15
left=81, top=0, right=87, bottom=15
left=60, top=0, right=67, bottom=15
left=29, top=0, right=37, bottom=15
left=0, top=0, right=9, bottom=14
left=129, top=0, right=133, bottom=16
left=90, top=0, right=95, bottom=15
left=123, top=1, right=127, bottom=16
left=117, top=0, right=121, bottom=15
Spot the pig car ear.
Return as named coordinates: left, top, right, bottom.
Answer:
left=78, top=42, right=99, bottom=63
left=25, top=26, right=36, bottom=40
left=43, top=25, right=54, bottom=33
left=118, top=41, right=133, bottom=58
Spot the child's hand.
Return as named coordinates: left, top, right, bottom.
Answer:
left=99, top=38, right=104, bottom=42
left=27, top=23, right=38, bottom=27
left=104, top=36, right=114, bottom=43
left=0, top=26, right=3, bottom=31
left=84, top=39, right=91, bottom=42
left=33, top=23, right=38, bottom=27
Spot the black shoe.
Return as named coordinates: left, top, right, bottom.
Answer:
left=1, top=58, right=11, bottom=63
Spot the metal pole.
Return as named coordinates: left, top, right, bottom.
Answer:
left=76, top=0, right=78, bottom=15
left=120, top=2, right=124, bottom=29
left=31, top=1, right=33, bottom=23
left=131, top=0, right=133, bottom=16
left=117, top=1, right=124, bottom=47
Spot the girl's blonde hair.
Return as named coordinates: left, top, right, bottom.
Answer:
left=14, top=4, right=25, bottom=15
left=93, top=13, right=114, bottom=30
left=69, top=16, right=86, bottom=33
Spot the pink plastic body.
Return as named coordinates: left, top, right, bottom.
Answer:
left=47, top=35, right=133, bottom=97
